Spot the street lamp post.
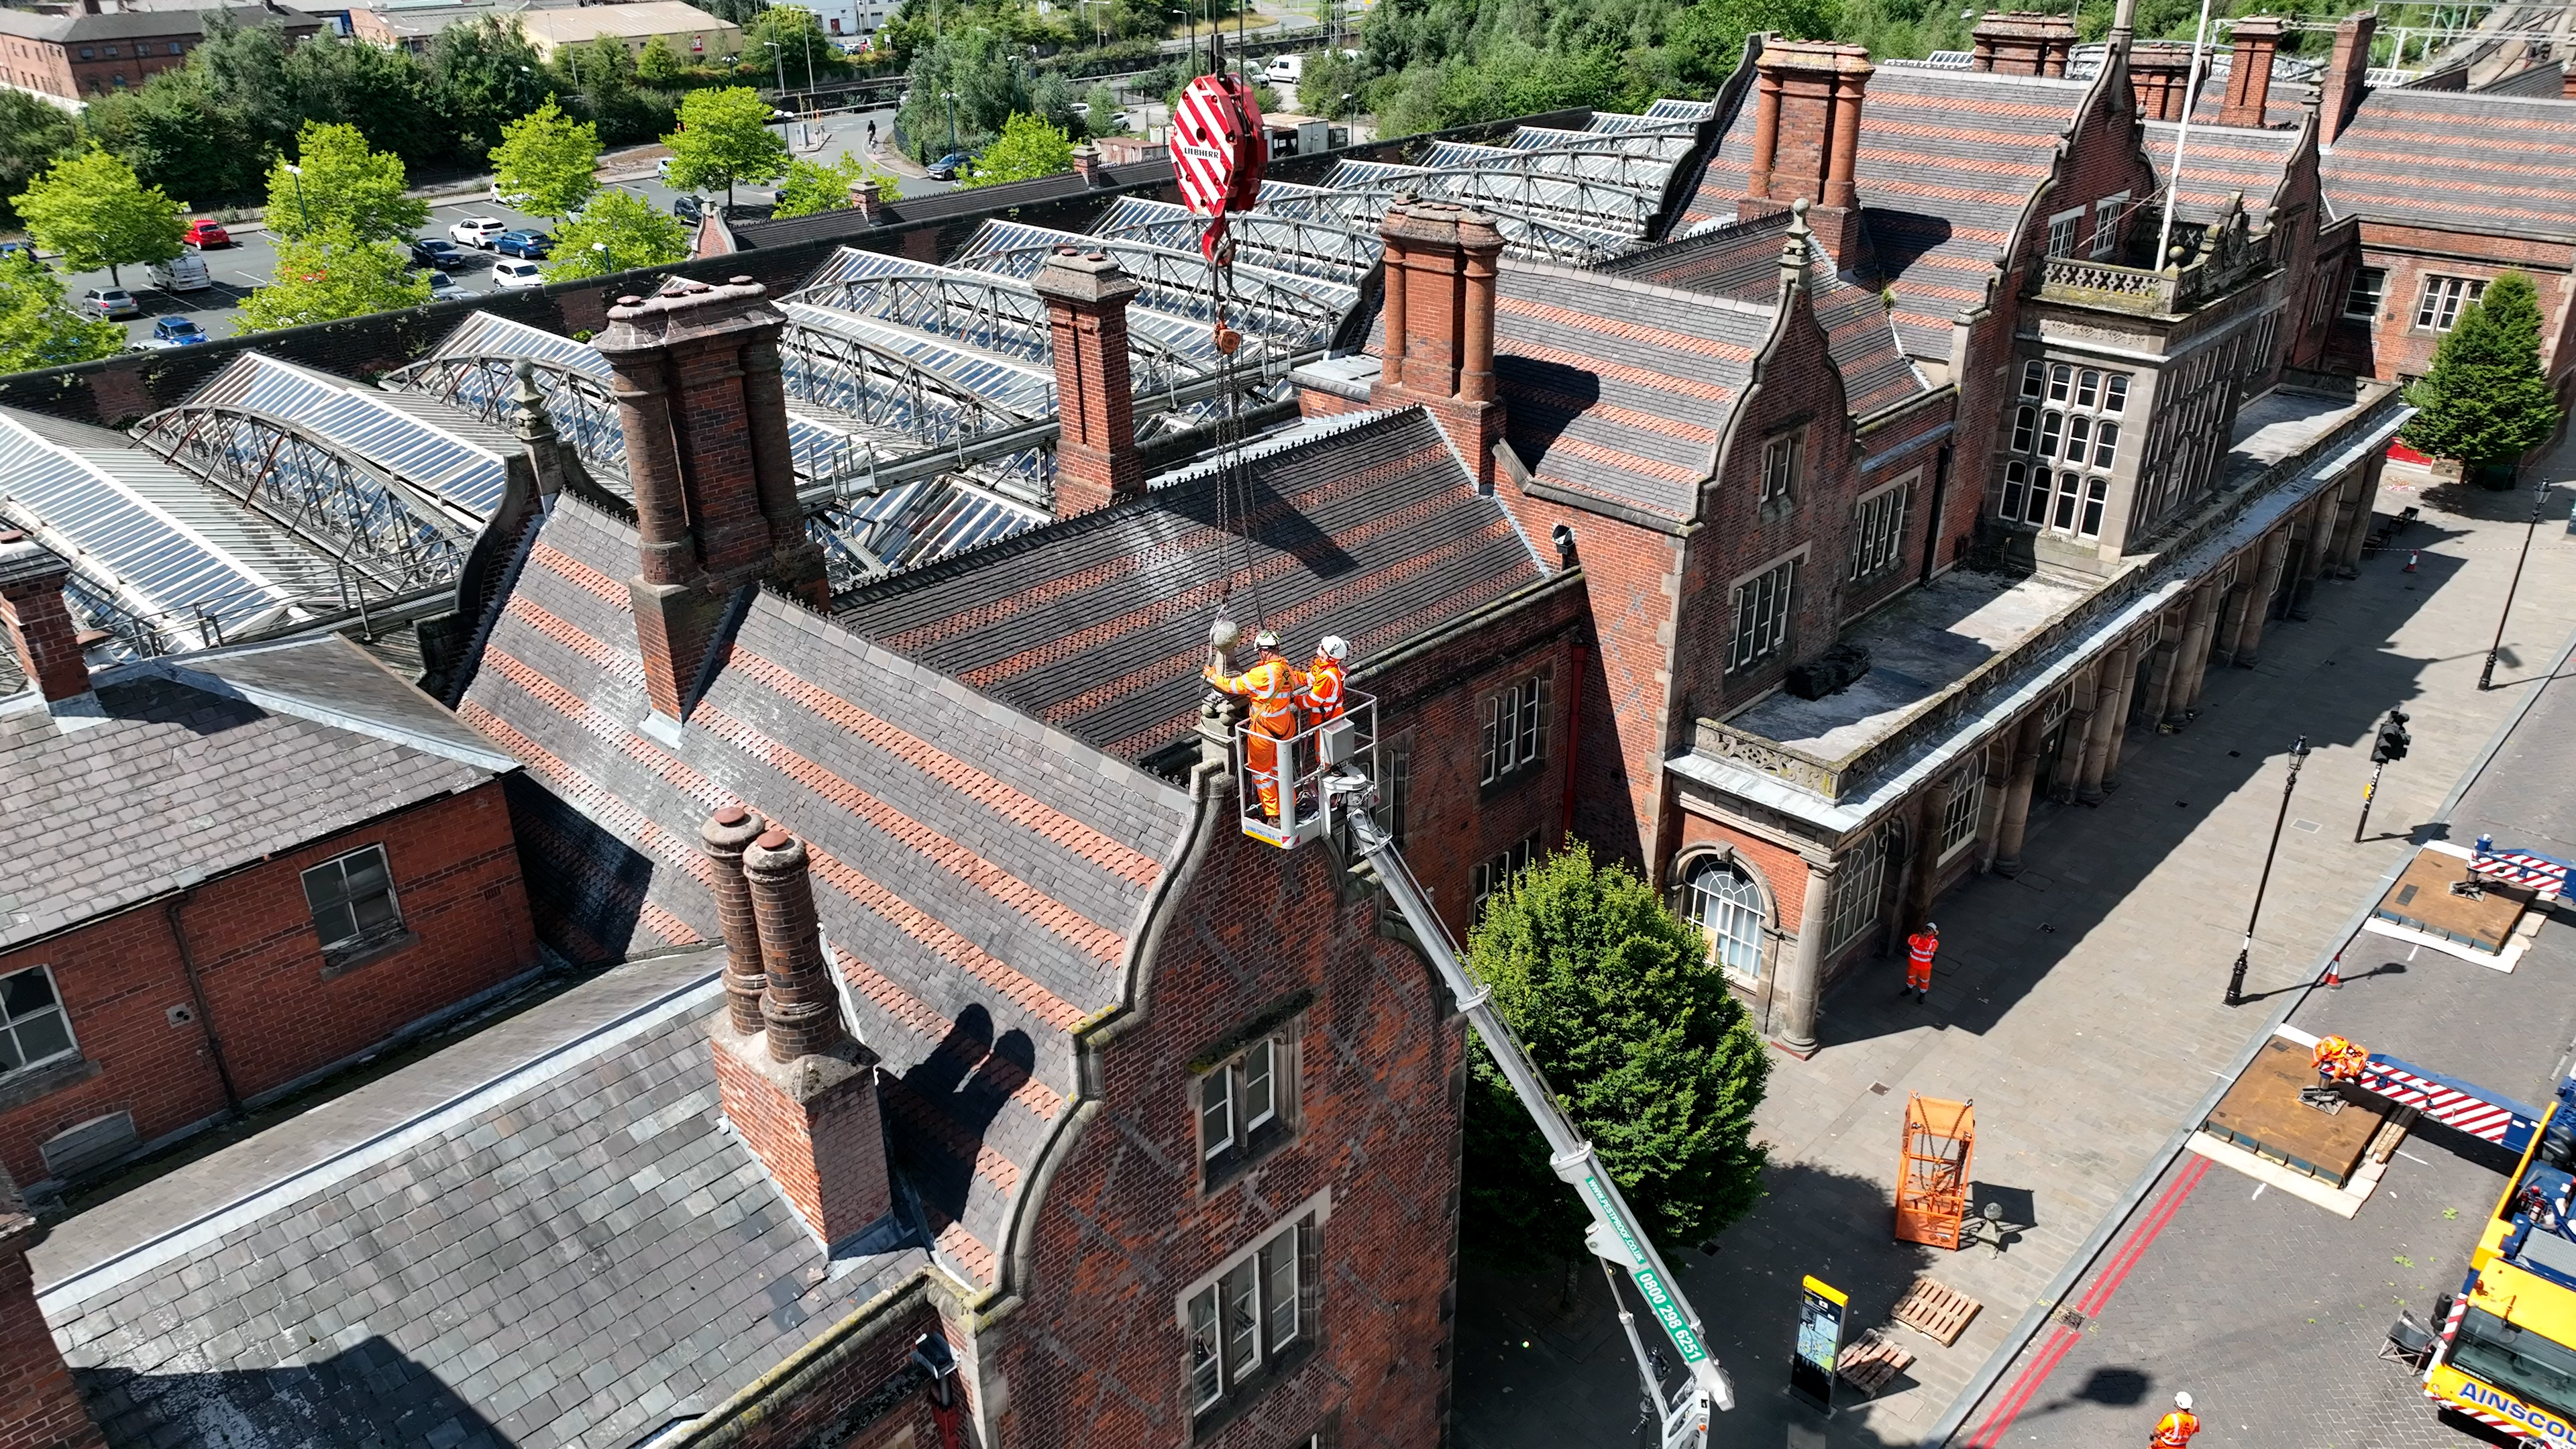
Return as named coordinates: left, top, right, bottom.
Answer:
left=2226, top=734, right=2310, bottom=1007
left=767, top=40, right=786, bottom=101
left=593, top=240, right=610, bottom=274
left=942, top=89, right=957, bottom=159
left=2478, top=481, right=2555, bottom=690
left=283, top=162, right=307, bottom=229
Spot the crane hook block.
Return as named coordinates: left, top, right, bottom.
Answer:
left=1170, top=72, right=1269, bottom=222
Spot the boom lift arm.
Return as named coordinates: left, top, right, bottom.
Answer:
left=1320, top=764, right=1735, bottom=1447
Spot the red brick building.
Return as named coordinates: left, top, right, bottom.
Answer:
left=0, top=1, right=319, bottom=103
left=0, top=533, right=539, bottom=1194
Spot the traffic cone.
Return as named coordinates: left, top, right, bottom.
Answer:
left=2405, top=551, right=2420, bottom=573
left=2321, top=952, right=2344, bottom=989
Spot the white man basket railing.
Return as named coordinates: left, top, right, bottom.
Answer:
left=1232, top=692, right=1377, bottom=849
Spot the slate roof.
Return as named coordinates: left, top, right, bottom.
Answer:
left=0, top=634, right=507, bottom=952
left=2322, top=88, right=2576, bottom=235
left=835, top=407, right=1548, bottom=757
left=0, top=3, right=319, bottom=40
left=1474, top=260, right=1769, bottom=521
left=2146, top=120, right=2303, bottom=226
left=460, top=497, right=1195, bottom=1288
left=1603, top=212, right=1929, bottom=417
left=36, top=959, right=930, bottom=1449
left=1682, top=58, right=2090, bottom=357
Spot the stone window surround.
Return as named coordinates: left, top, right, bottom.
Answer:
left=1726, top=544, right=1809, bottom=674
left=1670, top=843, right=1780, bottom=985
left=1175, top=1187, right=1333, bottom=1436
left=1848, top=470, right=1916, bottom=584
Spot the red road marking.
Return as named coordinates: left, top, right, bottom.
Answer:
left=1962, top=1155, right=2212, bottom=1447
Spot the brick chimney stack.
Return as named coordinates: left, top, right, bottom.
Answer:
left=701, top=806, right=769, bottom=1038
left=2219, top=16, right=2286, bottom=127
left=1739, top=39, right=1874, bottom=266
left=594, top=276, right=832, bottom=727
left=0, top=1166, right=105, bottom=1449
left=2129, top=42, right=2200, bottom=120
left=1368, top=199, right=1507, bottom=490
left=708, top=826, right=892, bottom=1250
left=0, top=533, right=94, bottom=709
left=1971, top=12, right=2078, bottom=75
left=1031, top=247, right=1144, bottom=517
left=2318, top=11, right=2377, bottom=144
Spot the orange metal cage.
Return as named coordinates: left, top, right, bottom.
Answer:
left=1895, top=1095, right=1974, bottom=1250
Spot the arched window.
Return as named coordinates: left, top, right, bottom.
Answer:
left=1684, top=857, right=1766, bottom=980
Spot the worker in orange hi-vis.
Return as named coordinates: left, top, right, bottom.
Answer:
left=1902, top=922, right=1939, bottom=1003
left=1204, top=629, right=1306, bottom=820
left=1301, top=635, right=1350, bottom=727
left=2150, top=1392, right=2200, bottom=1448
left=2312, top=1034, right=2367, bottom=1085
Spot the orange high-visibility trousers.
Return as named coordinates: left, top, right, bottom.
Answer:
left=1246, top=723, right=1292, bottom=818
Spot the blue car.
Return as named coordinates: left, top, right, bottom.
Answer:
left=144, top=317, right=207, bottom=347
left=493, top=229, right=553, bottom=259
left=0, top=240, right=35, bottom=266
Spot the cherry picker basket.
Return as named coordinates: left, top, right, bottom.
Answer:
left=1234, top=692, right=1376, bottom=848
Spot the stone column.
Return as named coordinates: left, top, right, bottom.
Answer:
left=2235, top=530, right=2290, bottom=665
left=1772, top=855, right=1838, bottom=1057
left=2339, top=454, right=2384, bottom=574
left=2290, top=505, right=2328, bottom=619
left=2101, top=633, right=2145, bottom=794
left=1907, top=773, right=1956, bottom=926
left=2076, top=645, right=2129, bottom=802
left=1992, top=714, right=2045, bottom=877
left=2174, top=584, right=2222, bottom=720
left=2139, top=613, right=2184, bottom=731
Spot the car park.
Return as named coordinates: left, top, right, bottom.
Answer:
left=146, top=252, right=211, bottom=292
left=0, top=241, right=37, bottom=266
left=449, top=216, right=508, bottom=248
left=409, top=237, right=466, bottom=270
left=494, top=229, right=553, bottom=259
left=490, top=182, right=531, bottom=208
left=490, top=258, right=545, bottom=289
left=182, top=217, right=231, bottom=248
left=78, top=287, right=138, bottom=319
left=142, top=317, right=206, bottom=347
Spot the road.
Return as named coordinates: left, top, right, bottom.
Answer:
left=63, top=105, right=930, bottom=347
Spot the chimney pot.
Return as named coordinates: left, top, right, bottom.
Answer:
left=2219, top=16, right=2286, bottom=127
left=701, top=808, right=769, bottom=1038
left=1971, top=11, right=2078, bottom=74
left=1368, top=201, right=1507, bottom=490
left=715, top=802, right=750, bottom=826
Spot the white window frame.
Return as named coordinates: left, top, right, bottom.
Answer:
left=1479, top=673, right=1551, bottom=786
left=2414, top=274, right=2487, bottom=332
left=0, top=963, right=77, bottom=1078
left=1682, top=855, right=1768, bottom=982
left=1760, top=428, right=1805, bottom=502
left=1727, top=551, right=1803, bottom=673
left=1848, top=474, right=1913, bottom=584
left=1823, top=823, right=1895, bottom=954
left=301, top=843, right=403, bottom=957
left=1471, top=835, right=1540, bottom=919
left=1178, top=1189, right=1331, bottom=1419
left=1939, top=759, right=1986, bottom=861
left=2045, top=207, right=2082, bottom=259
left=2090, top=193, right=2129, bottom=258
left=2343, top=266, right=2385, bottom=321
left=1199, top=1022, right=1302, bottom=1185
left=2001, top=360, right=2127, bottom=539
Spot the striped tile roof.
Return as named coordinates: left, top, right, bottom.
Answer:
left=1684, top=62, right=2089, bottom=356
left=1485, top=261, right=1770, bottom=521
left=462, top=498, right=1195, bottom=1289
left=2145, top=120, right=2303, bottom=225
left=834, top=408, right=1546, bottom=761
left=1603, top=213, right=1929, bottom=417
left=2322, top=89, right=2576, bottom=235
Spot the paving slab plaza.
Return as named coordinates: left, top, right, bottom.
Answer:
left=1453, top=451, right=2576, bottom=1449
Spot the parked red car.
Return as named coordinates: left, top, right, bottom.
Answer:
left=182, top=217, right=230, bottom=249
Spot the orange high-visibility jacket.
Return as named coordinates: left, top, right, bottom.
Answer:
left=1907, top=932, right=1939, bottom=967
left=2150, top=1409, right=2199, bottom=1446
left=1207, top=654, right=1307, bottom=734
left=1303, top=657, right=1348, bottom=719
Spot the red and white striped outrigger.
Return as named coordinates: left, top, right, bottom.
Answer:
left=2473, top=835, right=2575, bottom=899
left=2354, top=1055, right=2545, bottom=1150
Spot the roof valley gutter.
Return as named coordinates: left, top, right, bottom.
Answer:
left=1917, top=615, right=2576, bottom=1449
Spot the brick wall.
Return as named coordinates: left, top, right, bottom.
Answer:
left=0, top=1217, right=101, bottom=1449
left=2348, top=223, right=2576, bottom=395
left=990, top=818, right=1464, bottom=1449
left=676, top=1278, right=957, bottom=1449
left=0, top=781, right=538, bottom=1188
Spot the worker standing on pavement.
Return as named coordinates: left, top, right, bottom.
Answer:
left=1301, top=635, right=1349, bottom=727
left=1205, top=629, right=1307, bottom=820
left=2150, top=1391, right=2200, bottom=1447
left=1903, top=922, right=1939, bottom=1002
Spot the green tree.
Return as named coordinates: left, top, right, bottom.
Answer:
left=83, top=70, right=263, bottom=203
left=1299, top=48, right=1369, bottom=118
left=636, top=35, right=691, bottom=84
left=280, top=32, right=449, bottom=170
left=1082, top=82, right=1123, bottom=133
left=236, top=224, right=430, bottom=331
left=773, top=152, right=896, bottom=216
left=1670, top=0, right=1838, bottom=88
left=747, top=4, right=842, bottom=89
left=11, top=148, right=184, bottom=286
left=489, top=96, right=602, bottom=221
left=663, top=86, right=790, bottom=205
left=897, top=25, right=1030, bottom=161
left=0, top=252, right=123, bottom=371
left=431, top=16, right=547, bottom=154
left=2402, top=271, right=2567, bottom=477
left=541, top=187, right=690, bottom=280
left=1460, top=843, right=1769, bottom=1271
left=0, top=93, right=76, bottom=227
left=266, top=121, right=429, bottom=243
left=959, top=112, right=1072, bottom=186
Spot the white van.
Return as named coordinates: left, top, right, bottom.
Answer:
left=1266, top=53, right=1303, bottom=84
left=147, top=251, right=211, bottom=292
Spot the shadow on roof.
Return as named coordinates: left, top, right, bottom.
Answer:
left=894, top=1003, right=1036, bottom=1242
left=1860, top=209, right=1960, bottom=288
left=76, top=1336, right=506, bottom=1449
left=1155, top=464, right=1363, bottom=582
left=1494, top=355, right=1604, bottom=470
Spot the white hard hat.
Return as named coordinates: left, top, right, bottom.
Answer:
left=2174, top=1392, right=2193, bottom=1411
left=1318, top=635, right=1348, bottom=660
left=1255, top=629, right=1281, bottom=650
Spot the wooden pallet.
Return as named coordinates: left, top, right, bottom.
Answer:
left=1890, top=1277, right=1983, bottom=1346
left=1837, top=1328, right=1914, bottom=1394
